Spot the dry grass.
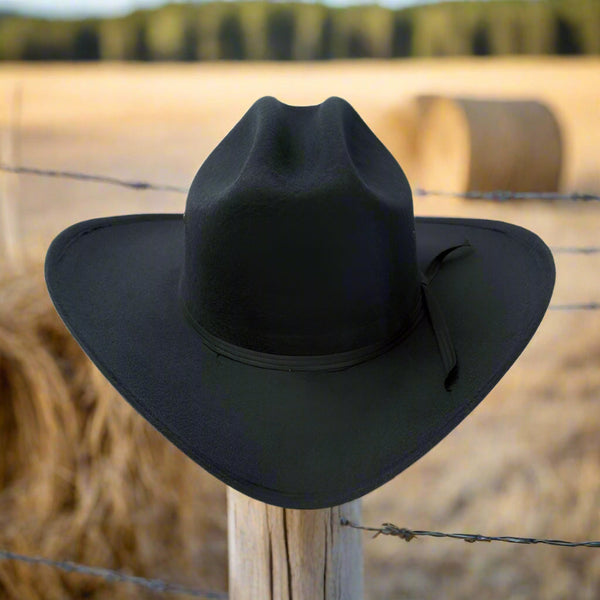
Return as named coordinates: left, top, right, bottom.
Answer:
left=0, top=262, right=227, bottom=599
left=364, top=310, right=600, bottom=599
left=0, top=58, right=598, bottom=599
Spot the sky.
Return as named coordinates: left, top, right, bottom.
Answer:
left=0, top=0, right=435, bottom=19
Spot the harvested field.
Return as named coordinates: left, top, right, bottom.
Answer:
left=0, top=58, right=599, bottom=599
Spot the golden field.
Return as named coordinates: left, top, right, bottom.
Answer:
left=0, top=58, right=599, bottom=599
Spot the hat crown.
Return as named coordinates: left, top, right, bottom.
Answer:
left=181, top=96, right=419, bottom=355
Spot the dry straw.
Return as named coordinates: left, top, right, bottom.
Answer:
left=0, top=260, right=227, bottom=599
left=417, top=97, right=563, bottom=194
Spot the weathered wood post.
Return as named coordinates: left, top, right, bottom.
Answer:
left=228, top=487, right=364, bottom=600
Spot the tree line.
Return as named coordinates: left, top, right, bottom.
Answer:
left=0, top=0, right=597, bottom=62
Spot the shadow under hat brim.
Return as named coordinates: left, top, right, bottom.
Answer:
left=45, top=214, right=554, bottom=509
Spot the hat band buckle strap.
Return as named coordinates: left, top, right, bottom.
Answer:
left=420, top=242, right=472, bottom=391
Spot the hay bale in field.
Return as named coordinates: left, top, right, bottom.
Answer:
left=0, top=262, right=227, bottom=599
left=417, top=96, right=563, bottom=194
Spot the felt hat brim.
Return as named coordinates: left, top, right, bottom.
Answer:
left=45, top=214, right=554, bottom=509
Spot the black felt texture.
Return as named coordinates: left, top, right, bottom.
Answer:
left=45, top=97, right=555, bottom=509
left=182, top=97, right=418, bottom=354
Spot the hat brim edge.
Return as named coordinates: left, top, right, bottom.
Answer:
left=44, top=214, right=555, bottom=510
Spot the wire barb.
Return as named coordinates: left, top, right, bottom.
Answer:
left=341, top=520, right=600, bottom=548
left=0, top=549, right=227, bottom=598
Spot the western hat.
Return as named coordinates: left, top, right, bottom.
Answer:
left=45, top=96, right=555, bottom=509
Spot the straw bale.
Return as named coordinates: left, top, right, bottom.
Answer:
left=0, top=262, right=227, bottom=599
left=417, top=96, right=563, bottom=193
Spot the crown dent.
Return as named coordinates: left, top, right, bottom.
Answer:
left=182, top=97, right=419, bottom=355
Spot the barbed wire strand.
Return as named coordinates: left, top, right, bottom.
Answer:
left=3, top=163, right=600, bottom=252
left=3, top=164, right=600, bottom=256
left=2, top=163, right=600, bottom=202
left=413, top=188, right=600, bottom=202
left=0, top=164, right=188, bottom=194
left=4, top=515, right=600, bottom=597
left=553, top=247, right=600, bottom=254
left=340, top=520, right=600, bottom=548
left=0, top=549, right=227, bottom=599
left=550, top=303, right=599, bottom=311
left=2, top=163, right=599, bottom=311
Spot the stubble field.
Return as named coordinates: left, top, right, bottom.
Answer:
left=0, top=58, right=599, bottom=599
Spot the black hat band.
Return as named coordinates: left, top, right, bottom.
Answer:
left=180, top=242, right=470, bottom=382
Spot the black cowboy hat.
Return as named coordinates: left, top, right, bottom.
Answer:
left=45, top=97, right=555, bottom=509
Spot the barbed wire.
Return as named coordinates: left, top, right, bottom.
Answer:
left=4, top=514, right=600, bottom=598
left=2, top=164, right=600, bottom=256
left=0, top=164, right=188, bottom=194
left=2, top=163, right=600, bottom=202
left=340, top=520, right=600, bottom=548
left=2, top=163, right=599, bottom=312
left=552, top=246, right=600, bottom=254
left=550, top=303, right=599, bottom=311
left=0, top=548, right=227, bottom=598
left=413, top=188, right=600, bottom=202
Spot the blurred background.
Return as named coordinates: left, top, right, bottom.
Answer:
left=0, top=1, right=599, bottom=599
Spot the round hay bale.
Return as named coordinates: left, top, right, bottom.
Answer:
left=417, top=96, right=563, bottom=193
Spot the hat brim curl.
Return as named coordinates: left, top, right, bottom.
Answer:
left=45, top=215, right=554, bottom=509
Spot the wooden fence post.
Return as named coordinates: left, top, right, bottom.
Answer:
left=227, top=487, right=364, bottom=600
